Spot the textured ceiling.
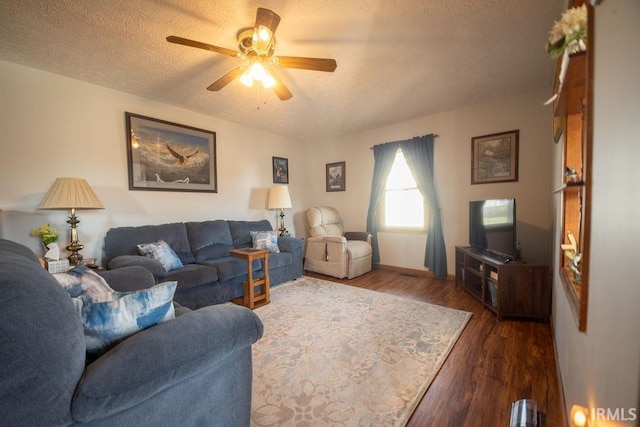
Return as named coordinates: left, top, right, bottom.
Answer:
left=0, top=0, right=563, bottom=141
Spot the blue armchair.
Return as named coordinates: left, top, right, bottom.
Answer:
left=0, top=239, right=263, bottom=426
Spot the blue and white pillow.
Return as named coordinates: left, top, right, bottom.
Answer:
left=53, top=265, right=177, bottom=356
left=76, top=281, right=177, bottom=356
left=250, top=230, right=280, bottom=253
left=137, top=240, right=184, bottom=272
left=53, top=265, right=113, bottom=298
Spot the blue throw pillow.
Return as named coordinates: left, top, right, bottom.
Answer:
left=53, top=265, right=177, bottom=357
left=53, top=265, right=113, bottom=297
left=75, top=281, right=177, bottom=356
left=137, top=240, right=184, bottom=272
left=250, top=230, right=280, bottom=253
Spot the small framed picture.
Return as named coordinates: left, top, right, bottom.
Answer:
left=471, top=130, right=519, bottom=184
left=272, top=157, right=289, bottom=184
left=326, top=161, right=346, bottom=192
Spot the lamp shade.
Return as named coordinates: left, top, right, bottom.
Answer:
left=38, top=177, right=104, bottom=210
left=267, top=185, right=292, bottom=209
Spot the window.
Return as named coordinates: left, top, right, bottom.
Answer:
left=378, top=148, right=426, bottom=231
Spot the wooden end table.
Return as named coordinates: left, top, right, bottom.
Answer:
left=229, top=248, right=270, bottom=309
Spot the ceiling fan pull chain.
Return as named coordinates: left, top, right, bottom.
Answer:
left=255, top=81, right=269, bottom=110
left=256, top=81, right=261, bottom=110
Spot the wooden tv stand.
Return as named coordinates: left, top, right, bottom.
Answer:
left=455, top=246, right=550, bottom=321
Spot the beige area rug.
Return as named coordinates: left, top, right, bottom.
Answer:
left=250, top=276, right=472, bottom=426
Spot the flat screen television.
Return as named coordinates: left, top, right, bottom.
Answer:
left=469, top=198, right=517, bottom=261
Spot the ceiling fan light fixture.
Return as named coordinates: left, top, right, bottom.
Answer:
left=239, top=71, right=254, bottom=87
left=261, top=72, right=276, bottom=89
left=249, top=62, right=267, bottom=80
left=254, top=27, right=273, bottom=51
left=240, top=62, right=276, bottom=88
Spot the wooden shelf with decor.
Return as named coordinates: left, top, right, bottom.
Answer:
left=552, top=0, right=593, bottom=332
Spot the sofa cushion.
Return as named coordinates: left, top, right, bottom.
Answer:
left=186, top=220, right=235, bottom=262
left=75, top=281, right=177, bottom=357
left=163, top=264, right=219, bottom=291
left=250, top=230, right=280, bottom=253
left=199, top=256, right=261, bottom=282
left=228, top=220, right=272, bottom=248
left=104, top=223, right=195, bottom=265
left=137, top=240, right=184, bottom=272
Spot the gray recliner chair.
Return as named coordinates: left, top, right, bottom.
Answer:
left=304, top=206, right=373, bottom=279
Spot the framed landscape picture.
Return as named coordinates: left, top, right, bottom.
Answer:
left=326, top=161, right=346, bottom=192
left=273, top=157, right=289, bottom=183
left=471, top=130, right=519, bottom=184
left=125, top=112, right=217, bottom=192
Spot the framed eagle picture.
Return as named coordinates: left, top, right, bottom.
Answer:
left=125, top=112, right=217, bottom=192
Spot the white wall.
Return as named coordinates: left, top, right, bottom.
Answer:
left=0, top=60, right=310, bottom=262
left=306, top=88, right=554, bottom=273
left=552, top=1, right=640, bottom=425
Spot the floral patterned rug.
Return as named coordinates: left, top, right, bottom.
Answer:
left=250, top=276, right=472, bottom=426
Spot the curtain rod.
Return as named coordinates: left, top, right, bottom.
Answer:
left=369, top=134, right=439, bottom=149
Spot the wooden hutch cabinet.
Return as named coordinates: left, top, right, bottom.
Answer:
left=553, top=0, right=593, bottom=331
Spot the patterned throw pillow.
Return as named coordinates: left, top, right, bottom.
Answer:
left=53, top=265, right=177, bottom=357
left=137, top=240, right=184, bottom=272
left=54, top=265, right=113, bottom=297
left=76, top=281, right=177, bottom=356
left=250, top=230, right=280, bottom=253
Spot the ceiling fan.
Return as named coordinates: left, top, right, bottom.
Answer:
left=166, top=8, right=337, bottom=101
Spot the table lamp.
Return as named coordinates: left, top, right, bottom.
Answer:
left=38, top=177, right=104, bottom=265
left=267, top=185, right=292, bottom=236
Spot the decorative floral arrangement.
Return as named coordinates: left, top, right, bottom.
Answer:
left=546, top=4, right=587, bottom=59
left=561, top=231, right=582, bottom=283
left=565, top=250, right=582, bottom=284
left=31, top=223, right=59, bottom=247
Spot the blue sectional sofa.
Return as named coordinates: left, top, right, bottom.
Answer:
left=0, top=238, right=263, bottom=426
left=104, top=219, right=304, bottom=309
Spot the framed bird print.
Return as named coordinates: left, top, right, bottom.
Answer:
left=125, top=112, right=217, bottom=192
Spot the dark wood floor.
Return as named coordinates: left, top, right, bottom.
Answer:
left=304, top=268, right=564, bottom=427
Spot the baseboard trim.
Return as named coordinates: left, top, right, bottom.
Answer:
left=374, top=263, right=455, bottom=282
left=549, top=314, right=569, bottom=427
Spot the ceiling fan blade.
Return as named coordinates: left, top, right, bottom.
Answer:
left=253, top=8, right=280, bottom=54
left=275, top=56, right=337, bottom=72
left=207, top=67, right=246, bottom=91
left=269, top=71, right=293, bottom=101
left=255, top=8, right=281, bottom=36
left=166, top=36, right=240, bottom=58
